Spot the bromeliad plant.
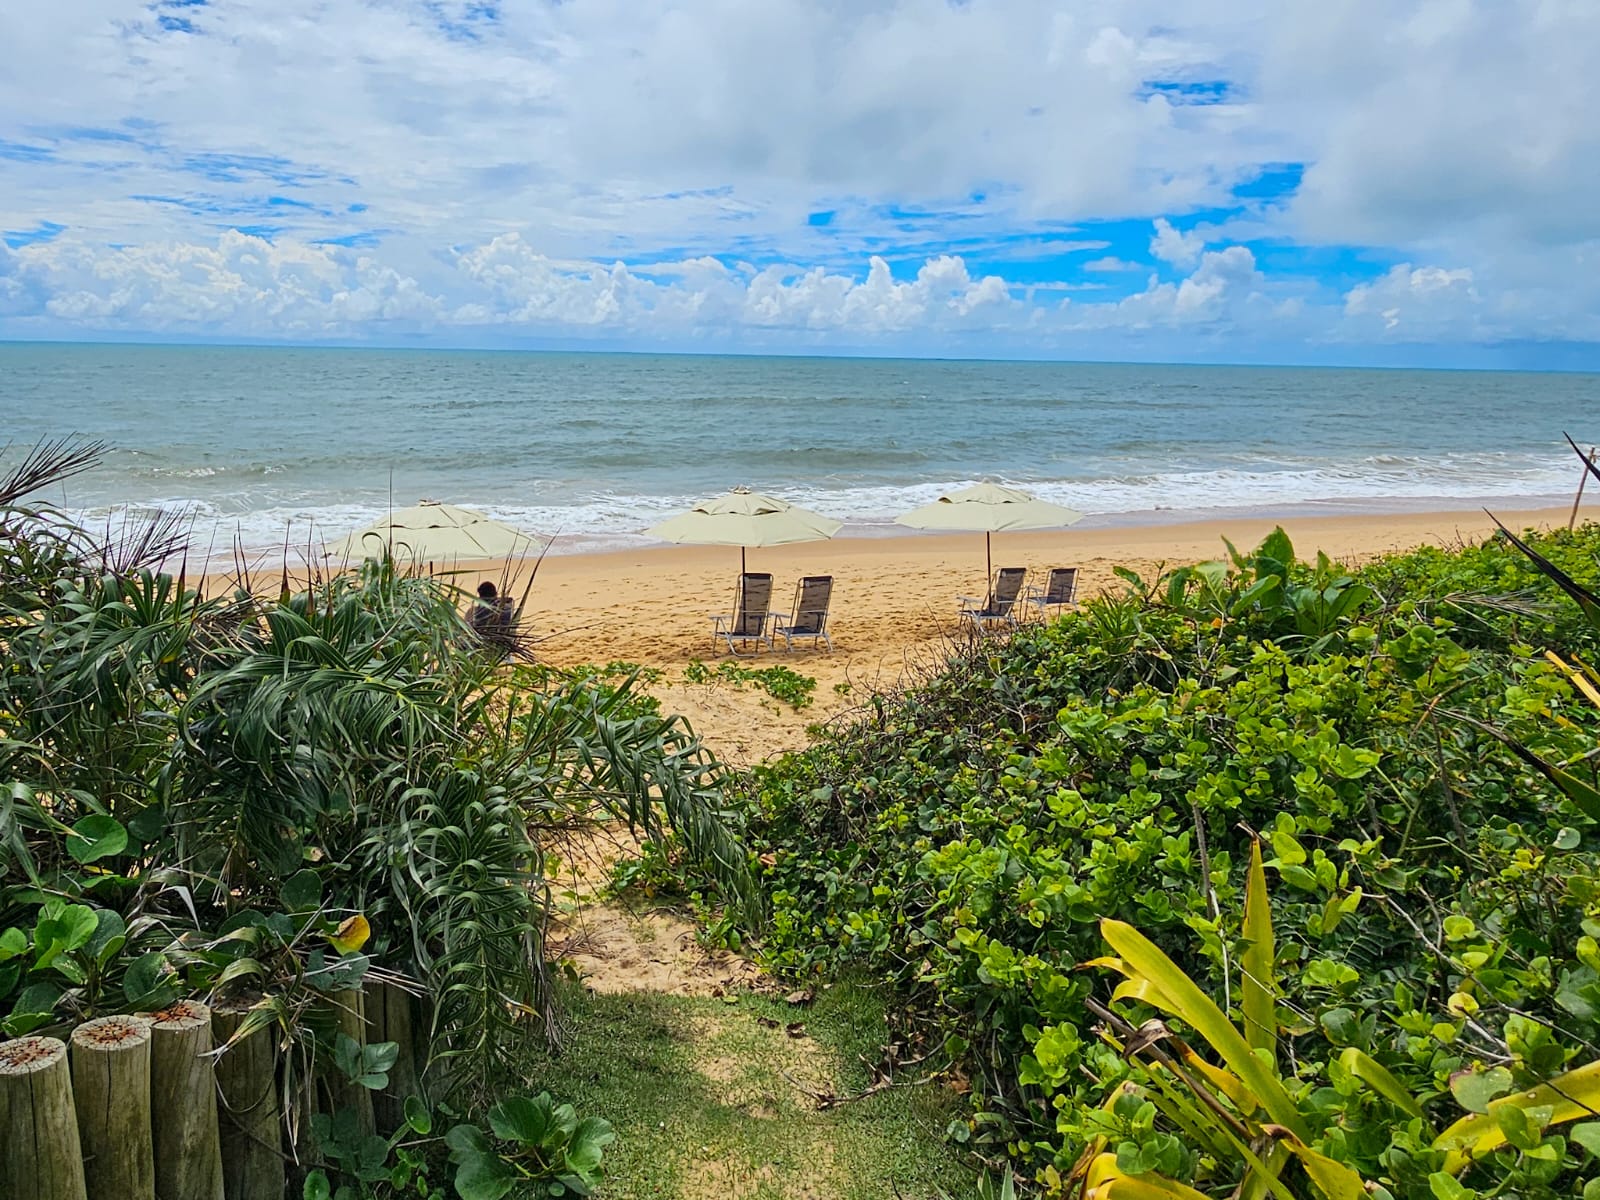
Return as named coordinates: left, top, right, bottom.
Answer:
left=1080, top=842, right=1600, bottom=1200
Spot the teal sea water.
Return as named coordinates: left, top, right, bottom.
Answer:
left=4, top=342, right=1598, bottom=554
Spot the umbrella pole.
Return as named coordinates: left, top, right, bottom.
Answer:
left=986, top=531, right=992, bottom=591
left=741, top=546, right=747, bottom=577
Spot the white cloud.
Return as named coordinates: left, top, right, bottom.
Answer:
left=12, top=232, right=445, bottom=333
left=1085, top=245, right=1267, bottom=330
left=1083, top=256, right=1143, bottom=273
left=1149, top=218, right=1206, bottom=269
left=1, top=2, right=1598, bottom=354
left=0, top=228, right=1273, bottom=345
left=1265, top=0, right=1600, bottom=251
left=1342, top=264, right=1479, bottom=340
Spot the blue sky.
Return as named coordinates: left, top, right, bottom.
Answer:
left=1, top=1, right=1597, bottom=367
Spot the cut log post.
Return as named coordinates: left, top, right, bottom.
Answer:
left=212, top=1005, right=284, bottom=1200
left=70, top=1015, right=155, bottom=1200
left=0, top=1036, right=87, bottom=1200
left=147, top=1001, right=225, bottom=1200
left=364, top=981, right=419, bottom=1133
left=324, top=989, right=374, bottom=1137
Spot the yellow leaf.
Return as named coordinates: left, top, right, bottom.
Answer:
left=1113, top=977, right=1162, bottom=1006
left=1176, top=1044, right=1257, bottom=1115
left=1085, top=1151, right=1124, bottom=1194
left=1101, top=1171, right=1216, bottom=1200
left=1437, top=1057, right=1600, bottom=1172
left=1242, top=840, right=1277, bottom=1063
left=1262, top=1126, right=1368, bottom=1200
left=326, top=914, right=371, bottom=954
left=1101, top=918, right=1307, bottom=1139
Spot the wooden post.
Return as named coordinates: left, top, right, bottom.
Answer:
left=212, top=1005, right=284, bottom=1200
left=324, top=989, right=374, bottom=1137
left=1570, top=446, right=1598, bottom=530
left=364, top=982, right=419, bottom=1133
left=0, top=1036, right=87, bottom=1200
left=70, top=1016, right=155, bottom=1200
left=147, top=1001, right=225, bottom=1200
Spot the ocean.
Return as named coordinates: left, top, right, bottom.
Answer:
left=4, top=342, right=1598, bottom=556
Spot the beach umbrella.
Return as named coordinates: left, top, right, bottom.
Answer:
left=895, top=482, right=1084, bottom=582
left=644, top=486, right=843, bottom=573
left=326, top=500, right=545, bottom=564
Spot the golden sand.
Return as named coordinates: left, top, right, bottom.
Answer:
left=215, top=504, right=1588, bottom=763
left=481, top=504, right=1581, bottom=762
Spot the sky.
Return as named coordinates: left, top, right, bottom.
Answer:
left=1, top=1, right=1597, bottom=367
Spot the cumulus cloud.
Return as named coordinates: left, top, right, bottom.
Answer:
left=1149, top=219, right=1206, bottom=269
left=0, top=228, right=1286, bottom=346
left=0, top=2, right=1598, bottom=355
left=1342, top=264, right=1480, bottom=340
left=10, top=232, right=444, bottom=334
left=1083, top=246, right=1267, bottom=331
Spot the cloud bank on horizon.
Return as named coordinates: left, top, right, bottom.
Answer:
left=1, top=0, right=1596, bottom=365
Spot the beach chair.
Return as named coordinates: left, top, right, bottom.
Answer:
left=773, top=575, right=834, bottom=651
left=959, top=567, right=1028, bottom=633
left=1025, top=567, right=1079, bottom=620
left=711, top=572, right=775, bottom=656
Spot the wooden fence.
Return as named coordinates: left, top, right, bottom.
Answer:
left=0, top=982, right=419, bottom=1200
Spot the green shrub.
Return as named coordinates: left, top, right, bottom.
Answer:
left=734, top=526, right=1600, bottom=1196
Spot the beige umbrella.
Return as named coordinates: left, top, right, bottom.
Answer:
left=326, top=500, right=545, bottom=564
left=645, top=486, right=843, bottom=572
left=895, top=482, right=1084, bottom=582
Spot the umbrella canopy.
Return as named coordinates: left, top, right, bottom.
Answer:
left=895, top=482, right=1083, bottom=582
left=645, top=487, right=843, bottom=573
left=326, top=501, right=544, bottom=563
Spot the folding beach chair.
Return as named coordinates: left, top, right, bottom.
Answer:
left=773, top=575, right=834, bottom=651
left=1025, top=567, right=1079, bottom=620
left=959, top=566, right=1027, bottom=633
left=711, top=572, right=775, bottom=656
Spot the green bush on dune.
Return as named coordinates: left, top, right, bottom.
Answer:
left=0, top=441, right=752, bottom=1198
left=736, top=523, right=1600, bottom=1199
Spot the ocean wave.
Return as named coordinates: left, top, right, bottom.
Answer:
left=63, top=449, right=1593, bottom=562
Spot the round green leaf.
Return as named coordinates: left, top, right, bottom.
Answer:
left=452, top=1152, right=515, bottom=1200
left=1571, top=1122, right=1600, bottom=1157
left=1450, top=1066, right=1514, bottom=1114
left=67, top=814, right=128, bottom=864
left=281, top=869, right=322, bottom=913
left=404, top=1094, right=433, bottom=1136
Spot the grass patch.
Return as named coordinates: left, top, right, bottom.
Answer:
left=524, top=981, right=978, bottom=1200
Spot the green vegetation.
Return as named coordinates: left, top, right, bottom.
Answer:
left=735, top=522, right=1600, bottom=1199
left=525, top=980, right=978, bottom=1200
left=0, top=441, right=751, bottom=1198
left=683, top=658, right=819, bottom=709
left=24, top=434, right=1600, bottom=1200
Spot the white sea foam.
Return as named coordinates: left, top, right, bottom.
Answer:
left=69, top=449, right=1589, bottom=563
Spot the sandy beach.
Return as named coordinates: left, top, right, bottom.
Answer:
left=432, top=503, right=1585, bottom=763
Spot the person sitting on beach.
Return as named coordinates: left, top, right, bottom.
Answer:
left=471, top=580, right=516, bottom=644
